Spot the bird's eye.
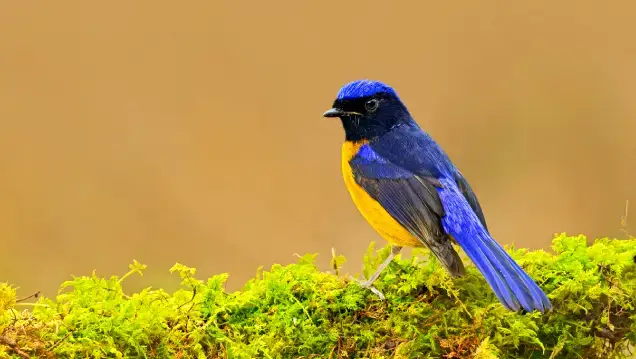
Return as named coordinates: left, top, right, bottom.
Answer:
left=365, top=98, right=379, bottom=112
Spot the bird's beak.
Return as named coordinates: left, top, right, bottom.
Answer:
left=323, top=108, right=361, bottom=118
left=323, top=108, right=345, bottom=118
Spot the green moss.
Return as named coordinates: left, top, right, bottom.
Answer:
left=1, top=234, right=635, bottom=358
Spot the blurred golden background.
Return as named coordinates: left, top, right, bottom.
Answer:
left=1, top=2, right=634, bottom=297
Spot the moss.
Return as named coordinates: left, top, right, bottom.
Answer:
left=1, top=233, right=635, bottom=358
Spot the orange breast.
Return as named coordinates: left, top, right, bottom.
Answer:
left=341, top=141, right=423, bottom=248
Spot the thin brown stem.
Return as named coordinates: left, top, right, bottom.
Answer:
left=15, top=291, right=41, bottom=303
left=0, top=335, right=30, bottom=359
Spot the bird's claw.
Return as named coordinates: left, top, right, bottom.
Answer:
left=347, top=275, right=386, bottom=300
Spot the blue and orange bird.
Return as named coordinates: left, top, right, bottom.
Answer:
left=323, top=79, right=552, bottom=313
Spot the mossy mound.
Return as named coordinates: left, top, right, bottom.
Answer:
left=1, top=233, right=635, bottom=358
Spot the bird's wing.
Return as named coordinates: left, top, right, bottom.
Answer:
left=453, top=171, right=489, bottom=232
left=367, top=123, right=489, bottom=232
left=350, top=145, right=465, bottom=276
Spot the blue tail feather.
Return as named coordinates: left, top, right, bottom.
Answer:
left=466, top=230, right=549, bottom=312
left=481, top=234, right=552, bottom=311
left=454, top=233, right=525, bottom=311
left=437, top=178, right=552, bottom=313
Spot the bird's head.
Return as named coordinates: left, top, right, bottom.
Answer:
left=323, top=79, right=410, bottom=141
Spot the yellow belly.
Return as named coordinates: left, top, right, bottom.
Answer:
left=342, top=141, right=423, bottom=248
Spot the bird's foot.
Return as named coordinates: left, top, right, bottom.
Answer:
left=347, top=275, right=385, bottom=300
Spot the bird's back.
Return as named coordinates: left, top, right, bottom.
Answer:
left=370, top=120, right=455, bottom=178
left=370, top=120, right=490, bottom=230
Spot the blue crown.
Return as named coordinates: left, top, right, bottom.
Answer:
left=336, top=80, right=398, bottom=101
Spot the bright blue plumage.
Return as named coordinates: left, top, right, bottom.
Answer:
left=352, top=145, right=413, bottom=179
left=435, top=177, right=552, bottom=312
left=336, top=79, right=400, bottom=101
left=325, top=79, right=552, bottom=313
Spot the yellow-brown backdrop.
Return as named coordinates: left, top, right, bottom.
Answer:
left=1, top=2, right=634, bottom=297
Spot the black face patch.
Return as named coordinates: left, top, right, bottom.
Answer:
left=332, top=96, right=375, bottom=116
left=331, top=92, right=410, bottom=142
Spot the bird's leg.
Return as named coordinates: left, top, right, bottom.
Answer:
left=362, top=245, right=402, bottom=285
left=353, top=245, right=402, bottom=300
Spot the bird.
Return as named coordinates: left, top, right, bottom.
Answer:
left=323, top=79, right=552, bottom=313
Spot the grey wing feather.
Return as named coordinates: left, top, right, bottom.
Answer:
left=353, top=172, right=466, bottom=277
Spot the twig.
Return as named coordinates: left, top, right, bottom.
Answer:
left=328, top=344, right=336, bottom=359
left=331, top=247, right=340, bottom=277
left=620, top=200, right=630, bottom=238
left=0, top=335, right=30, bottom=359
left=176, top=287, right=197, bottom=311
left=16, top=291, right=40, bottom=303
left=47, top=332, right=71, bottom=351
